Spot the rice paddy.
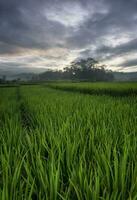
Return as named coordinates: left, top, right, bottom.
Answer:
left=0, top=83, right=137, bottom=199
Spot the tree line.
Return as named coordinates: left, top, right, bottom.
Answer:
left=37, top=58, right=114, bottom=81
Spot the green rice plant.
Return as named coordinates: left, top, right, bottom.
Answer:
left=0, top=84, right=137, bottom=199
left=45, top=82, right=137, bottom=96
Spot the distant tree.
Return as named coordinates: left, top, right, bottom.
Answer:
left=63, top=58, right=114, bottom=81
left=39, top=70, right=63, bottom=81
left=35, top=57, right=114, bottom=82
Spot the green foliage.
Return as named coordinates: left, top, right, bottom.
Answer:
left=0, top=84, right=137, bottom=199
left=46, top=82, right=137, bottom=96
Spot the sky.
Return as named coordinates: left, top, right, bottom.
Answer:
left=0, top=0, right=137, bottom=74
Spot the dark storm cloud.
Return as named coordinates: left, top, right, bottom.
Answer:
left=67, top=0, right=137, bottom=49
left=0, top=42, right=19, bottom=54
left=93, top=38, right=137, bottom=59
left=118, top=59, right=137, bottom=68
left=0, top=0, right=137, bottom=72
left=0, top=0, right=67, bottom=50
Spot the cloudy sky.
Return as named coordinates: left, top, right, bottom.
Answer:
left=0, top=0, right=137, bottom=73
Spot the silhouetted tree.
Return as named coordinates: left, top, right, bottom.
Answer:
left=36, top=57, right=114, bottom=82
left=63, top=58, right=114, bottom=81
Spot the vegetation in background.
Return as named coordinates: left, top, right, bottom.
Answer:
left=0, top=83, right=137, bottom=199
left=38, top=58, right=114, bottom=82
left=46, top=82, right=137, bottom=96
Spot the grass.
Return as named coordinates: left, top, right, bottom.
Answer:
left=45, top=82, right=137, bottom=96
left=0, top=83, right=137, bottom=199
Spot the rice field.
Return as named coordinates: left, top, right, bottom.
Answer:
left=0, top=83, right=137, bottom=200
left=46, top=82, right=137, bottom=96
